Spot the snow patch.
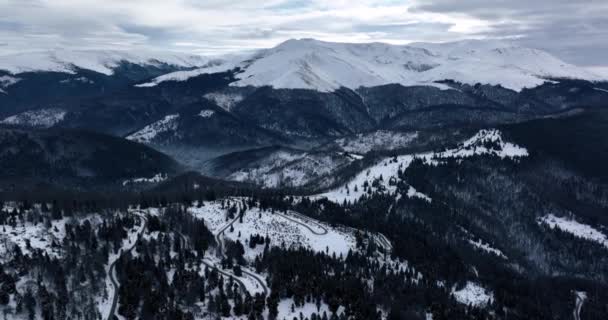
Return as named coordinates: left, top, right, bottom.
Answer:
left=122, top=173, right=167, bottom=186
left=198, top=109, right=215, bottom=118
left=204, top=92, right=244, bottom=111
left=126, top=114, right=179, bottom=143
left=451, top=282, right=494, bottom=308
left=0, top=108, right=66, bottom=128
left=276, top=298, right=342, bottom=320
left=468, top=239, right=507, bottom=259
left=538, top=214, right=608, bottom=248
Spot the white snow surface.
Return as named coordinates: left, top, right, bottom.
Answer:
left=0, top=218, right=68, bottom=260
left=188, top=200, right=356, bottom=260
left=0, top=49, right=209, bottom=75
left=316, top=129, right=527, bottom=204
left=198, top=109, right=216, bottom=118
left=0, top=108, right=67, bottom=128
left=126, top=114, right=179, bottom=143
left=468, top=239, right=507, bottom=259
left=276, top=298, right=341, bottom=320
left=451, top=282, right=494, bottom=307
left=140, top=38, right=600, bottom=92
left=539, top=214, right=608, bottom=248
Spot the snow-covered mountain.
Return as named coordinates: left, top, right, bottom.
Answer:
left=139, top=38, right=600, bottom=92
left=0, top=49, right=210, bottom=75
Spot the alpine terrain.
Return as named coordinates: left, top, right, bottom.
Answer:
left=0, top=35, right=607, bottom=320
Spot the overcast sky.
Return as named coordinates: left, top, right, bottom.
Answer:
left=1, top=0, right=606, bottom=72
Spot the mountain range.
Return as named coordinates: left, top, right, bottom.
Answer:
left=1, top=39, right=608, bottom=320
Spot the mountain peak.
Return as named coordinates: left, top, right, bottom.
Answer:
left=136, top=38, right=600, bottom=92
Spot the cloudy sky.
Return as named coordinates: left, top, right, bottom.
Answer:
left=1, top=0, right=606, bottom=72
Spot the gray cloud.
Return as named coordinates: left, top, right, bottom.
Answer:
left=0, top=0, right=605, bottom=69
left=411, top=0, right=608, bottom=66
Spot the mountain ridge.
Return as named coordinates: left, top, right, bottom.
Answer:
left=138, top=38, right=602, bottom=92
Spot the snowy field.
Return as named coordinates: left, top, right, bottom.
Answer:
left=0, top=217, right=69, bottom=259
left=315, top=129, right=528, bottom=204
left=538, top=214, right=608, bottom=249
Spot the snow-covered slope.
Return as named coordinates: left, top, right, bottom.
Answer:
left=0, top=108, right=67, bottom=128
left=126, top=114, right=180, bottom=143
left=539, top=214, right=608, bottom=249
left=140, top=38, right=600, bottom=92
left=0, top=49, right=209, bottom=75
left=315, top=129, right=528, bottom=204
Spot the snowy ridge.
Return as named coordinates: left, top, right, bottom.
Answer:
left=538, top=214, right=608, bottom=249
left=468, top=239, right=507, bottom=259
left=140, top=38, right=600, bottom=92
left=0, top=49, right=209, bottom=75
left=316, top=129, right=527, bottom=204
left=126, top=114, right=180, bottom=143
left=0, top=108, right=67, bottom=128
left=122, top=173, right=167, bottom=186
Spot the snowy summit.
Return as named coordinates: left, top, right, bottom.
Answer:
left=138, top=38, right=601, bottom=92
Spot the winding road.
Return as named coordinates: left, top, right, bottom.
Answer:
left=275, top=211, right=328, bottom=236
left=106, top=212, right=147, bottom=320
left=215, top=210, right=269, bottom=296
left=573, top=291, right=587, bottom=320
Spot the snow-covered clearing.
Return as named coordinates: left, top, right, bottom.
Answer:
left=126, top=114, right=179, bottom=143
left=451, top=282, right=494, bottom=308
left=276, top=298, right=343, bottom=320
left=316, top=129, right=527, bottom=204
left=0, top=217, right=69, bottom=260
left=189, top=200, right=356, bottom=260
left=538, top=214, right=608, bottom=249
